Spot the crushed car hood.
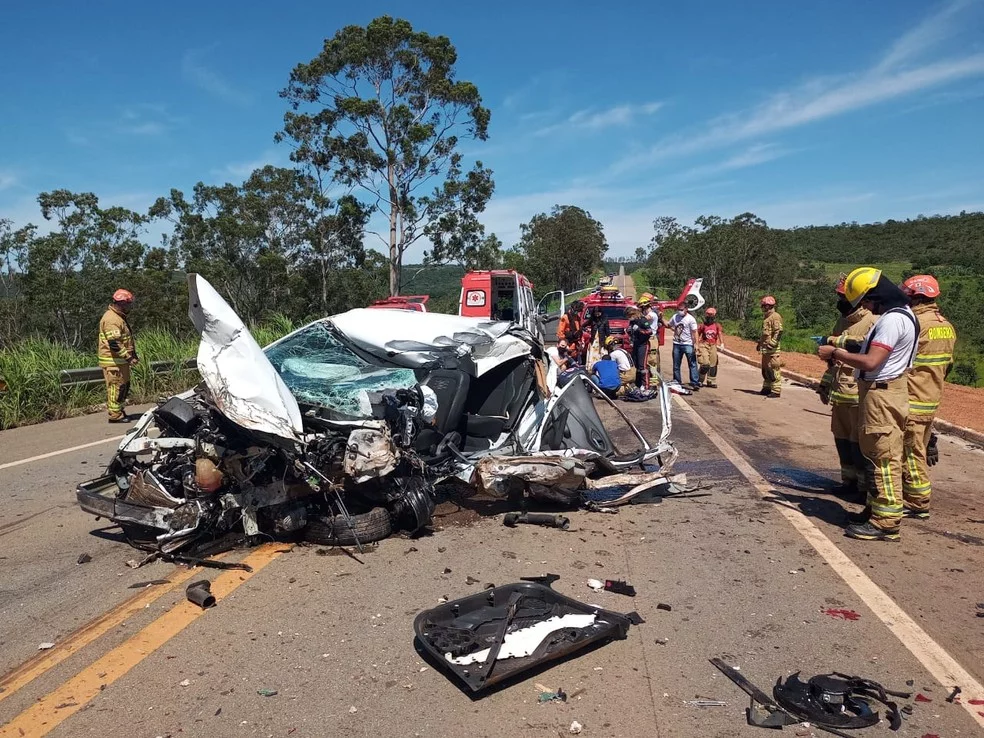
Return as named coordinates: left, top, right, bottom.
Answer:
left=329, top=309, right=532, bottom=377
left=187, top=274, right=303, bottom=441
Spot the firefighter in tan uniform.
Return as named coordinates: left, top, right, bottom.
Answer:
left=899, top=275, right=956, bottom=519
left=818, top=267, right=917, bottom=542
left=817, top=279, right=876, bottom=498
left=98, top=289, right=138, bottom=422
left=637, top=293, right=663, bottom=377
left=757, top=296, right=783, bottom=397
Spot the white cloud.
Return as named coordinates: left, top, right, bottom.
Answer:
left=534, top=101, right=663, bottom=137
left=182, top=48, right=252, bottom=106
left=115, top=103, right=181, bottom=137
left=677, top=143, right=792, bottom=180
left=612, top=0, right=984, bottom=173
left=0, top=171, right=17, bottom=191
left=210, top=150, right=289, bottom=181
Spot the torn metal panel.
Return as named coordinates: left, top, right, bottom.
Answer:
left=475, top=456, right=586, bottom=497
left=188, top=274, right=303, bottom=441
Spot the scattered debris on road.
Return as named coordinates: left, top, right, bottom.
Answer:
left=256, top=688, right=278, bottom=697
left=945, top=686, right=961, bottom=703
left=536, top=685, right=567, bottom=703
left=502, top=511, right=570, bottom=530
left=711, top=657, right=911, bottom=734
left=185, top=580, right=215, bottom=609
left=569, top=720, right=583, bottom=734
left=656, top=602, right=672, bottom=612
left=684, top=699, right=726, bottom=707
left=37, top=642, right=55, bottom=650
left=587, top=578, right=604, bottom=592
left=128, top=579, right=170, bottom=589
left=603, top=579, right=635, bottom=597
left=179, top=679, right=191, bottom=687
left=520, top=573, right=561, bottom=586
left=76, top=552, right=92, bottom=564
left=414, top=582, right=634, bottom=693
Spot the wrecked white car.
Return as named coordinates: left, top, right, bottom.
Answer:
left=77, top=275, right=676, bottom=559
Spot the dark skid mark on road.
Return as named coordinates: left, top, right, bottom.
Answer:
left=0, top=504, right=68, bottom=537
left=767, top=467, right=838, bottom=493
left=917, top=526, right=984, bottom=547
left=673, top=459, right=743, bottom=479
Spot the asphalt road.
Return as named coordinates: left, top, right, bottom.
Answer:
left=2, top=364, right=983, bottom=737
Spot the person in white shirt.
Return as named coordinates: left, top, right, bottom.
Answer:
left=818, top=267, right=917, bottom=542
left=546, top=339, right=575, bottom=392
left=667, top=306, right=701, bottom=389
left=604, top=335, right=635, bottom=395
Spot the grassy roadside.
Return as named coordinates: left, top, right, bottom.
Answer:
left=0, top=323, right=292, bottom=430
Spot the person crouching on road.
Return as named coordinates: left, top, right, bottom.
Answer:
left=604, top=335, right=635, bottom=396
left=757, top=296, right=783, bottom=397
left=99, top=289, right=139, bottom=423
left=625, top=306, right=653, bottom=388
left=818, top=267, right=917, bottom=542
left=591, top=351, right=622, bottom=400
left=817, top=277, right=877, bottom=501
left=899, top=275, right=957, bottom=520
left=696, top=307, right=724, bottom=388
left=668, top=304, right=700, bottom=390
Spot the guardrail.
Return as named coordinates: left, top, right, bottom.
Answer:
left=0, top=359, right=197, bottom=395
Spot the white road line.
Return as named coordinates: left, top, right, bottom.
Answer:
left=673, top=394, right=984, bottom=726
left=0, top=436, right=123, bottom=472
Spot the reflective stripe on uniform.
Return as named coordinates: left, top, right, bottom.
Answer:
left=909, top=400, right=940, bottom=414
left=913, top=353, right=953, bottom=366
left=98, top=356, right=129, bottom=366
left=829, top=391, right=859, bottom=405
left=904, top=449, right=931, bottom=493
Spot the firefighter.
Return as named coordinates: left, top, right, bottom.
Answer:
left=757, top=296, right=783, bottom=397
left=818, top=267, right=917, bottom=542
left=899, top=275, right=956, bottom=519
left=696, top=307, right=724, bottom=388
left=98, top=289, right=138, bottom=423
left=817, top=279, right=876, bottom=499
left=637, top=292, right=663, bottom=377
left=625, top=306, right=653, bottom=388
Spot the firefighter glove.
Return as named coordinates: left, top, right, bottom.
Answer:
left=927, top=433, right=939, bottom=467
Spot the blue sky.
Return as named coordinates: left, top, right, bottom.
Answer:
left=2, top=0, right=984, bottom=260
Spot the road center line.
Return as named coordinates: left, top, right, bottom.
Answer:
left=0, top=543, right=288, bottom=738
left=0, top=436, right=124, bottom=472
left=0, top=565, right=201, bottom=704
left=672, top=394, right=984, bottom=728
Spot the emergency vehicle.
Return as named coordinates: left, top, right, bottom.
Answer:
left=458, top=270, right=550, bottom=338
left=367, top=295, right=430, bottom=312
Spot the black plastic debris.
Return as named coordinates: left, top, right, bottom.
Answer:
left=414, top=582, right=633, bottom=693
left=77, top=553, right=92, bottom=565
left=186, top=580, right=216, bottom=609
left=657, top=602, right=672, bottom=612
left=503, top=512, right=570, bottom=530
left=945, top=686, right=961, bottom=703
left=520, top=574, right=561, bottom=587
left=604, top=579, right=635, bottom=597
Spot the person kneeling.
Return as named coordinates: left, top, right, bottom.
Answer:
left=604, top=336, right=635, bottom=396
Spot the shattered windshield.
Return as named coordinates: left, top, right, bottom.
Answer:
left=265, top=322, right=417, bottom=417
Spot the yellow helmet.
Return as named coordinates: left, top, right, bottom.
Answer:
left=843, top=267, right=882, bottom=306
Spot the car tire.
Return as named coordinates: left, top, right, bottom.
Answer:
left=303, top=507, right=393, bottom=546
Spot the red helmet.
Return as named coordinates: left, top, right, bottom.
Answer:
left=112, top=289, right=134, bottom=303
left=760, top=295, right=776, bottom=307
left=901, top=275, right=940, bottom=299
left=705, top=307, right=717, bottom=317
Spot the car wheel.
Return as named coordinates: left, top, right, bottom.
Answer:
left=303, top=507, right=393, bottom=546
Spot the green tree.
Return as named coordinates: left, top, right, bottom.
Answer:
left=278, top=15, right=493, bottom=296
left=514, top=205, right=608, bottom=293
left=23, top=191, right=147, bottom=346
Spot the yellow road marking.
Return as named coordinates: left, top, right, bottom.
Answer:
left=672, top=394, right=984, bottom=729
left=0, top=543, right=288, bottom=738
left=0, top=566, right=200, bottom=704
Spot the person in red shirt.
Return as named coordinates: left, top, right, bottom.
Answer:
left=697, top=307, right=725, bottom=388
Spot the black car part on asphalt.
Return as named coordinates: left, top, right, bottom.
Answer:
left=710, top=658, right=910, bottom=737
left=414, top=582, right=633, bottom=693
